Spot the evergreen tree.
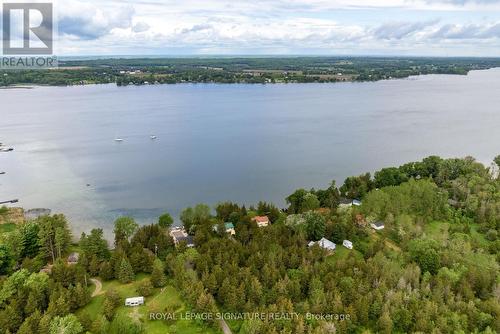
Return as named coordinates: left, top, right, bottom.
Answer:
left=150, top=259, right=166, bottom=288
left=49, top=314, right=83, bottom=334
left=99, top=261, right=114, bottom=280
left=117, top=258, right=134, bottom=283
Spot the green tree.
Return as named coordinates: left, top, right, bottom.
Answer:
left=17, top=310, right=42, bottom=334
left=113, top=217, right=138, bottom=245
left=109, top=313, right=144, bottom=334
left=99, top=261, right=114, bottom=280
left=0, top=244, right=13, bottom=275
left=158, top=212, right=174, bottom=229
left=305, top=212, right=326, bottom=241
left=180, top=204, right=211, bottom=233
left=136, top=279, right=153, bottom=296
left=374, top=167, right=409, bottom=188
left=49, top=314, right=83, bottom=334
left=315, top=181, right=340, bottom=209
left=150, top=259, right=166, bottom=288
left=302, top=193, right=320, bottom=212
left=408, top=239, right=441, bottom=275
left=37, top=214, right=72, bottom=263
left=103, top=289, right=121, bottom=320
left=340, top=173, right=373, bottom=199
left=117, top=258, right=134, bottom=283
left=494, top=155, right=500, bottom=179
left=286, top=189, right=308, bottom=214
left=80, top=228, right=110, bottom=261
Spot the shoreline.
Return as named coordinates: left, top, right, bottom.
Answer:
left=1, top=67, right=498, bottom=89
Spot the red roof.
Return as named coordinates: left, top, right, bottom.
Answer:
left=252, top=216, right=269, bottom=223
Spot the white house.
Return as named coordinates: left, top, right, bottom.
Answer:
left=343, top=240, right=353, bottom=249
left=125, top=296, right=144, bottom=307
left=370, top=221, right=385, bottom=230
left=309, top=238, right=336, bottom=251
left=252, top=216, right=270, bottom=227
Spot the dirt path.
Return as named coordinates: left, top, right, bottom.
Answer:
left=91, top=278, right=103, bottom=297
left=218, top=318, right=232, bottom=334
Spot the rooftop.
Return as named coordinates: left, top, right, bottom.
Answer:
left=252, top=216, right=269, bottom=223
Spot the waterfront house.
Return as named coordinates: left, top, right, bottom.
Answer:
left=213, top=222, right=236, bottom=235
left=170, top=228, right=195, bottom=247
left=252, top=216, right=270, bottom=227
left=125, top=296, right=144, bottom=307
left=343, top=240, right=353, bottom=249
left=308, top=238, right=336, bottom=251
left=370, top=221, right=385, bottom=231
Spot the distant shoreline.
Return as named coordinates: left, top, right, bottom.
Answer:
left=1, top=67, right=498, bottom=89
left=2, top=57, right=499, bottom=87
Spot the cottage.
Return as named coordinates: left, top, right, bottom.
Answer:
left=343, top=240, right=353, bottom=249
left=252, top=216, right=270, bottom=227
left=169, top=228, right=195, bottom=247
left=224, top=222, right=236, bottom=235
left=125, top=296, right=144, bottom=307
left=308, top=238, right=336, bottom=251
left=213, top=222, right=236, bottom=235
left=370, top=221, right=385, bottom=230
left=67, top=252, right=80, bottom=265
left=338, top=198, right=353, bottom=208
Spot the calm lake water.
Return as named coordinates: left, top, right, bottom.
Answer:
left=1, top=68, right=500, bottom=236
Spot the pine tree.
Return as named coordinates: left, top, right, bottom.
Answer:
left=150, top=259, right=166, bottom=288
left=99, top=261, right=114, bottom=281
left=117, top=258, right=134, bottom=283
left=17, top=310, right=42, bottom=334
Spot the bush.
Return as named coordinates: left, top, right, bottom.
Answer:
left=485, top=229, right=498, bottom=241
left=136, top=279, right=153, bottom=296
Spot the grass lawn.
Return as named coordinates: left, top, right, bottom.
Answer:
left=326, top=244, right=364, bottom=264
left=0, top=223, right=16, bottom=234
left=424, top=221, right=450, bottom=243
left=79, top=274, right=221, bottom=334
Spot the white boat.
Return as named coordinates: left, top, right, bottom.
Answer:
left=114, top=138, right=124, bottom=142
left=150, top=135, right=157, bottom=140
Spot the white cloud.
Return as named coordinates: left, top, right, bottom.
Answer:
left=46, top=0, right=500, bottom=56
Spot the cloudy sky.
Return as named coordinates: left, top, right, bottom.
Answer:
left=27, top=0, right=500, bottom=56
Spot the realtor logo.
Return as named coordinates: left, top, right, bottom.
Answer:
left=2, top=2, right=53, bottom=55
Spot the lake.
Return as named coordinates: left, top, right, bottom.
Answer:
left=1, top=68, right=500, bottom=237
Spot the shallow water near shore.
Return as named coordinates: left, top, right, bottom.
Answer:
left=1, top=68, right=500, bottom=237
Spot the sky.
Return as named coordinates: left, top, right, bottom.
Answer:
left=4, top=0, right=500, bottom=56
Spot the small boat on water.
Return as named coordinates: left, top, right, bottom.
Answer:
left=114, top=138, right=124, bottom=142
left=150, top=135, right=157, bottom=140
left=0, top=148, right=14, bottom=152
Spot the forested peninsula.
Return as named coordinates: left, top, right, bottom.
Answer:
left=1, top=155, right=500, bottom=333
